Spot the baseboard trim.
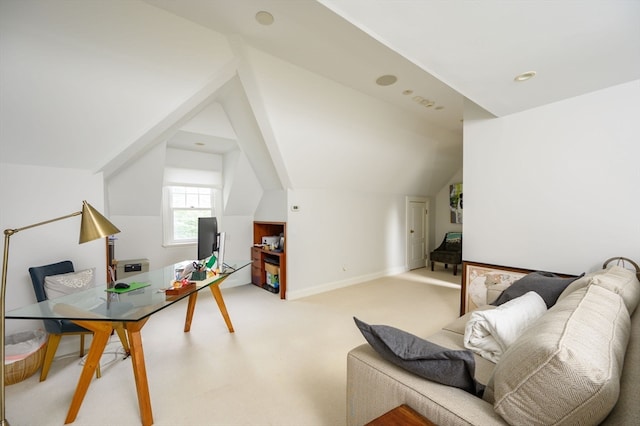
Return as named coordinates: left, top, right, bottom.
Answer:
left=286, top=266, right=408, bottom=300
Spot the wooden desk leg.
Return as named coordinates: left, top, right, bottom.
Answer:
left=64, top=320, right=112, bottom=424
left=184, top=291, right=198, bottom=332
left=126, top=318, right=153, bottom=426
left=209, top=283, right=234, bottom=333
left=114, top=322, right=131, bottom=355
left=183, top=276, right=234, bottom=333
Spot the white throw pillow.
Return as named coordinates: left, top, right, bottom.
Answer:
left=464, top=291, right=547, bottom=363
left=44, top=268, right=96, bottom=299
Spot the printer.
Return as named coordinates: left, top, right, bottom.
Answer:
left=262, top=236, right=280, bottom=247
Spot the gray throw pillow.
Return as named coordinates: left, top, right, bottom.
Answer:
left=354, top=317, right=484, bottom=396
left=491, top=271, right=583, bottom=308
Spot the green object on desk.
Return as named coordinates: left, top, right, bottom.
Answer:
left=105, top=282, right=151, bottom=293
left=191, top=271, right=207, bottom=280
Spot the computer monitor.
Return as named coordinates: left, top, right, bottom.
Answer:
left=197, top=217, right=218, bottom=261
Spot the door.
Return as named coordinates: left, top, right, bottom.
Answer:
left=407, top=198, right=428, bottom=270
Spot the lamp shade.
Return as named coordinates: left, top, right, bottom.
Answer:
left=79, top=200, right=120, bottom=243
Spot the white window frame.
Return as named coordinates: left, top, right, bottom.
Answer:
left=162, top=185, right=219, bottom=247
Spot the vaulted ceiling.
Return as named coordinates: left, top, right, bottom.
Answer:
left=147, top=0, right=639, bottom=122
left=1, top=1, right=638, bottom=194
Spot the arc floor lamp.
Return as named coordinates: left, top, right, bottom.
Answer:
left=1, top=200, right=120, bottom=426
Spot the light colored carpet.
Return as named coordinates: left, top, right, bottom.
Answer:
left=5, top=267, right=461, bottom=426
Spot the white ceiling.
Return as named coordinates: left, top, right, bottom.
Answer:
left=2, top=1, right=638, bottom=169
left=149, top=0, right=640, bottom=128
left=146, top=0, right=466, bottom=136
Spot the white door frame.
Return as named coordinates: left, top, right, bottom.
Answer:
left=406, top=196, right=429, bottom=270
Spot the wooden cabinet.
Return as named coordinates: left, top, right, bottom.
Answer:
left=251, top=221, right=286, bottom=299
left=251, top=246, right=263, bottom=285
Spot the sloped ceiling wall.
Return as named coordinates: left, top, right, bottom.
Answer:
left=1, top=1, right=461, bottom=207
left=216, top=76, right=283, bottom=191
left=221, top=150, right=263, bottom=216
left=105, top=73, right=275, bottom=218
left=0, top=0, right=235, bottom=171
left=107, top=141, right=167, bottom=216
left=244, top=46, right=461, bottom=196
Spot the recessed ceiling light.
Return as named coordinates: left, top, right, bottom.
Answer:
left=435, top=106, right=444, bottom=110
left=402, top=89, right=413, bottom=95
left=412, top=95, right=424, bottom=103
left=255, top=11, right=274, bottom=26
left=420, top=99, right=435, bottom=107
left=376, top=75, right=397, bottom=86
left=514, top=71, right=536, bottom=82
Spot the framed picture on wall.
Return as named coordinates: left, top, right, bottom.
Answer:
left=460, top=261, right=579, bottom=315
left=460, top=261, right=530, bottom=315
left=450, top=183, right=463, bottom=224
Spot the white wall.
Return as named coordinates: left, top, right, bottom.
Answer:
left=1, top=13, right=463, bottom=320
left=0, top=164, right=107, bottom=337
left=222, top=149, right=263, bottom=216
left=108, top=141, right=166, bottom=216
left=464, top=80, right=640, bottom=275
left=104, top=41, right=463, bottom=299
left=286, top=188, right=406, bottom=299
left=255, top=190, right=288, bottom=222
left=108, top=215, right=192, bottom=269
left=242, top=47, right=460, bottom=298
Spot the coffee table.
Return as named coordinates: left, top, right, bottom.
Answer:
left=6, top=260, right=249, bottom=426
left=366, top=404, right=436, bottom=426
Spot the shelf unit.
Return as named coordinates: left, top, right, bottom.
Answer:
left=252, top=221, right=286, bottom=299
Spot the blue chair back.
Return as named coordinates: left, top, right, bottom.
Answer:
left=28, top=260, right=88, bottom=334
left=29, top=260, right=75, bottom=302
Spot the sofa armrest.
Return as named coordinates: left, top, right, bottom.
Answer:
left=347, top=344, right=506, bottom=426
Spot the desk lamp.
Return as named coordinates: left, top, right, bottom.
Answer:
left=1, top=200, right=120, bottom=426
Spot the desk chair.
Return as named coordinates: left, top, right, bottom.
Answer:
left=28, top=261, right=102, bottom=381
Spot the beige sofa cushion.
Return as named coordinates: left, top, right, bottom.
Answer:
left=601, top=302, right=640, bottom=424
left=557, top=266, right=640, bottom=314
left=487, top=284, right=630, bottom=425
left=443, top=305, right=495, bottom=335
left=591, top=265, right=640, bottom=315
left=556, top=271, right=596, bottom=302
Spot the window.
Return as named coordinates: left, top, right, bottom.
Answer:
left=163, top=186, right=215, bottom=245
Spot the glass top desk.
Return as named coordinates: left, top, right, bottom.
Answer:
left=6, top=260, right=250, bottom=426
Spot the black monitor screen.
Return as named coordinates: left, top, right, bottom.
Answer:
left=197, top=217, right=218, bottom=261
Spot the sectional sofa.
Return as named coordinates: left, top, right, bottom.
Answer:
left=347, top=264, right=640, bottom=425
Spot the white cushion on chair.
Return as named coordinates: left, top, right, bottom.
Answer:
left=44, top=268, right=96, bottom=299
